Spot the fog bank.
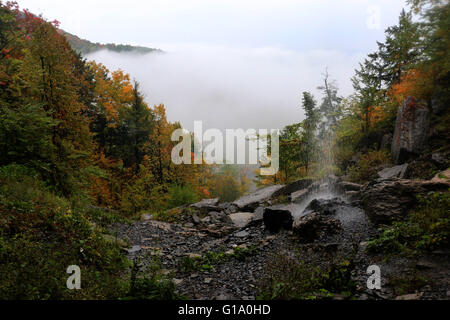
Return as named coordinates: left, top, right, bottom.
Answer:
left=87, top=44, right=363, bottom=131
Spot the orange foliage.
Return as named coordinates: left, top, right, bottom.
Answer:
left=88, top=62, right=134, bottom=124
left=88, top=153, right=123, bottom=208
left=200, top=187, right=211, bottom=197
left=388, top=69, right=426, bottom=105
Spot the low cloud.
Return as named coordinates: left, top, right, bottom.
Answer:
left=87, top=44, right=364, bottom=132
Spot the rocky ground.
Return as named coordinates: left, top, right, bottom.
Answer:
left=113, top=170, right=450, bottom=300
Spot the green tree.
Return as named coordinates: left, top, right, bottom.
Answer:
left=374, top=9, right=422, bottom=88
left=410, top=0, right=450, bottom=109
left=121, top=81, right=154, bottom=171
left=279, top=123, right=303, bottom=183
left=300, top=92, right=320, bottom=175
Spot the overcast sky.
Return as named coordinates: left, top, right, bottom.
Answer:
left=16, top=0, right=409, bottom=131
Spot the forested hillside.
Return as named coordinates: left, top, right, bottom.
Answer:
left=62, top=31, right=163, bottom=56
left=0, top=2, right=249, bottom=299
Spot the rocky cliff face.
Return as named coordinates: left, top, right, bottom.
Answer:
left=392, top=97, right=430, bottom=165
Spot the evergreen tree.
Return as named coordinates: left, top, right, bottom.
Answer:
left=300, top=92, right=319, bottom=175
left=121, top=81, right=154, bottom=171
left=374, top=9, right=422, bottom=88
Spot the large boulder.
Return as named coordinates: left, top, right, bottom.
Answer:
left=293, top=212, right=342, bottom=241
left=229, top=212, right=254, bottom=229
left=377, top=164, right=409, bottom=180
left=272, top=179, right=314, bottom=198
left=337, top=181, right=363, bottom=192
left=431, top=153, right=447, bottom=167
left=361, top=179, right=450, bottom=224
left=304, top=198, right=346, bottom=216
left=291, top=188, right=310, bottom=203
left=190, top=198, right=221, bottom=214
left=253, top=206, right=265, bottom=222
left=392, top=97, right=430, bottom=164
left=209, top=211, right=233, bottom=225
left=263, top=207, right=293, bottom=233
left=233, top=185, right=284, bottom=212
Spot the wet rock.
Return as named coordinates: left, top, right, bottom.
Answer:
left=233, top=185, right=285, bottom=212
left=362, top=179, right=450, bottom=224
left=126, top=245, right=142, bottom=254
left=229, top=212, right=254, bottom=229
left=392, top=97, right=430, bottom=164
left=190, top=198, right=221, bottom=214
left=235, top=230, right=250, bottom=238
left=304, top=198, right=344, bottom=216
left=337, top=181, right=363, bottom=192
left=431, top=153, right=447, bottom=166
left=201, top=216, right=211, bottom=224
left=263, top=207, right=293, bottom=233
left=191, top=198, right=220, bottom=208
left=224, top=204, right=239, bottom=215
left=209, top=211, right=233, bottom=224
left=200, top=223, right=236, bottom=238
left=291, top=189, right=309, bottom=203
left=345, top=191, right=360, bottom=202
left=253, top=207, right=265, bottom=222
left=377, top=164, right=408, bottom=180
left=325, top=174, right=340, bottom=185
left=218, top=203, right=232, bottom=211
left=272, top=179, right=314, bottom=198
left=192, top=213, right=201, bottom=225
left=147, top=220, right=172, bottom=232
left=292, top=212, right=342, bottom=241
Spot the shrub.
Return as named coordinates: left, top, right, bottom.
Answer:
left=178, top=247, right=259, bottom=272
left=166, top=185, right=199, bottom=209
left=124, top=256, right=184, bottom=300
left=348, top=150, right=391, bottom=183
left=367, top=191, right=450, bottom=254
left=0, top=164, right=129, bottom=300
left=120, top=172, right=167, bottom=216
left=258, top=253, right=356, bottom=300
